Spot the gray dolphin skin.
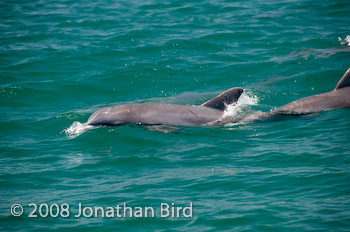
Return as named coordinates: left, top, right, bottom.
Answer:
left=87, top=87, right=244, bottom=127
left=87, top=68, right=350, bottom=127
left=271, top=68, right=350, bottom=115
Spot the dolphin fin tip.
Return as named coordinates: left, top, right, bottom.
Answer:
left=201, top=87, right=244, bottom=110
left=335, top=67, right=350, bottom=90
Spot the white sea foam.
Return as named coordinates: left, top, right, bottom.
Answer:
left=65, top=121, right=94, bottom=139
left=218, top=90, right=263, bottom=126
left=223, top=91, right=258, bottom=117
left=338, top=35, right=350, bottom=46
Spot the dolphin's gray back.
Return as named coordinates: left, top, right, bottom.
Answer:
left=272, top=87, right=350, bottom=114
left=87, top=104, right=224, bottom=127
left=87, top=87, right=244, bottom=127
left=273, top=68, right=350, bottom=114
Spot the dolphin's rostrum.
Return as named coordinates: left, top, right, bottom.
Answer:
left=87, top=68, right=350, bottom=127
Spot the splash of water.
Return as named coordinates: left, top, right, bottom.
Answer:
left=219, top=90, right=263, bottom=126
left=64, top=121, right=94, bottom=139
left=338, top=35, right=350, bottom=46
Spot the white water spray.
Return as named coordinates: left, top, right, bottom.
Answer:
left=338, top=35, right=350, bottom=46
left=64, top=121, right=94, bottom=139
left=218, top=90, right=263, bottom=126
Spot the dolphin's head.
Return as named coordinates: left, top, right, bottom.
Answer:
left=87, top=106, right=127, bottom=126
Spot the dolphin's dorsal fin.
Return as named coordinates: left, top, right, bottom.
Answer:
left=335, top=68, right=350, bottom=90
left=201, top=87, right=243, bottom=111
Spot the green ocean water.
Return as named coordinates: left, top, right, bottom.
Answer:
left=1, top=0, right=350, bottom=231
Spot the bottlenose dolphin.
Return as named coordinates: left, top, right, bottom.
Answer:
left=87, top=87, right=243, bottom=127
left=271, top=68, right=350, bottom=115
left=86, top=68, right=349, bottom=128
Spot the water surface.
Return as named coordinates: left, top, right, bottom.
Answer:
left=1, top=0, right=350, bottom=231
